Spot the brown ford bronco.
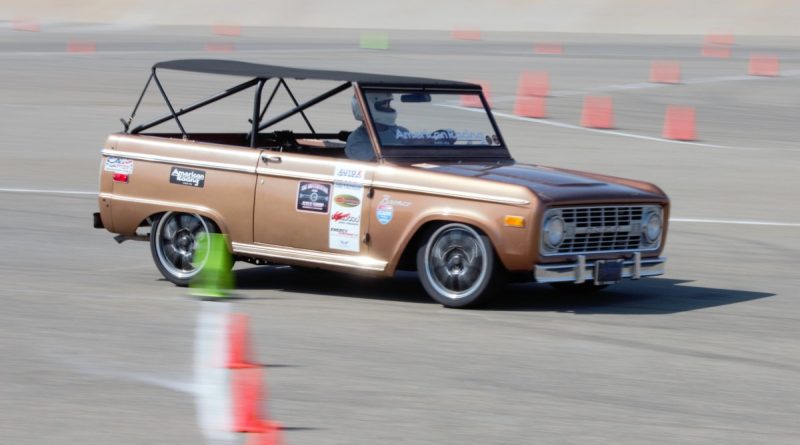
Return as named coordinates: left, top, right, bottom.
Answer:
left=94, top=59, right=669, bottom=308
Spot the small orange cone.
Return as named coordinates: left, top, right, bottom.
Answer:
left=701, top=44, right=731, bottom=58
left=12, top=19, right=40, bottom=32
left=580, top=96, right=614, bottom=129
left=232, top=368, right=268, bottom=432
left=205, top=42, right=235, bottom=52
left=705, top=33, right=735, bottom=46
left=662, top=106, right=696, bottom=141
left=748, top=54, right=779, bottom=77
left=452, top=27, right=481, bottom=41
left=534, top=42, right=563, bottom=55
left=213, top=24, right=241, bottom=37
left=517, top=71, right=549, bottom=97
left=460, top=81, right=490, bottom=108
left=66, top=41, right=96, bottom=53
left=649, top=60, right=681, bottom=84
left=227, top=313, right=259, bottom=369
left=514, top=96, right=546, bottom=118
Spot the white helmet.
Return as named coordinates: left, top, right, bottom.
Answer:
left=351, top=92, right=396, bottom=126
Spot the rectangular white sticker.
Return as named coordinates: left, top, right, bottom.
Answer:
left=104, top=157, right=134, bottom=174
left=328, top=166, right=366, bottom=252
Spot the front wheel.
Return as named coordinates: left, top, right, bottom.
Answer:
left=150, top=212, right=217, bottom=286
left=417, top=223, right=505, bottom=308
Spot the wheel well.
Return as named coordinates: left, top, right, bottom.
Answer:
left=139, top=212, right=221, bottom=233
left=396, top=220, right=492, bottom=271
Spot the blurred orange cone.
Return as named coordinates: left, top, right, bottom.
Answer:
left=705, top=33, right=735, bottom=46
left=452, top=27, right=481, bottom=41
left=662, top=106, right=696, bottom=141
left=227, top=313, right=259, bottom=369
left=205, top=42, right=235, bottom=52
left=534, top=43, right=563, bottom=55
left=66, top=41, right=97, bottom=53
left=12, top=19, right=40, bottom=32
left=232, top=368, right=267, bottom=432
left=514, top=96, right=546, bottom=118
left=213, top=24, right=241, bottom=37
left=748, top=54, right=780, bottom=77
left=580, top=96, right=614, bottom=129
left=513, top=71, right=548, bottom=118
left=701, top=44, right=731, bottom=58
left=649, top=60, right=681, bottom=84
left=517, top=71, right=549, bottom=97
left=460, top=81, right=490, bottom=108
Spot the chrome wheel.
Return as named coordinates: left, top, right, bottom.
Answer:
left=152, top=212, right=212, bottom=284
left=417, top=223, right=503, bottom=308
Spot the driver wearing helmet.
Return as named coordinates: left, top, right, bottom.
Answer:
left=346, top=92, right=406, bottom=161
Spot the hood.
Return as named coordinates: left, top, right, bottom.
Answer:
left=423, top=162, right=665, bottom=203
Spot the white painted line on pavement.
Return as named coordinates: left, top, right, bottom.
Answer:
left=670, top=218, right=800, bottom=227
left=0, top=187, right=97, bottom=195
left=439, top=103, right=800, bottom=153
left=194, top=301, right=236, bottom=444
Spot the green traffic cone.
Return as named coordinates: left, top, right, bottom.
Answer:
left=190, top=232, right=234, bottom=298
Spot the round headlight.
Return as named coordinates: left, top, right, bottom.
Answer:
left=543, top=216, right=566, bottom=249
left=643, top=212, right=662, bottom=243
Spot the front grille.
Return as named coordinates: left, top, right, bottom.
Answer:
left=541, top=205, right=661, bottom=255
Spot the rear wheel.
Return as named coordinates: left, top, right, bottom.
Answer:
left=417, top=223, right=505, bottom=308
left=150, top=212, right=217, bottom=286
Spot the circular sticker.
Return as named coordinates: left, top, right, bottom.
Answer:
left=376, top=203, right=394, bottom=225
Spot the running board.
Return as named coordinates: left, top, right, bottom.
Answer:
left=231, top=242, right=388, bottom=272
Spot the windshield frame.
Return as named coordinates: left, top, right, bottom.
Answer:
left=357, top=85, right=511, bottom=161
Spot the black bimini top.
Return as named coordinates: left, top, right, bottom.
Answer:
left=153, top=59, right=480, bottom=90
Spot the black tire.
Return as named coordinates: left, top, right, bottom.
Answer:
left=549, top=282, right=608, bottom=293
left=149, top=212, right=219, bottom=286
left=416, top=223, right=505, bottom=308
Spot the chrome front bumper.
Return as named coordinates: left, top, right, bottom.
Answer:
left=534, top=253, right=666, bottom=284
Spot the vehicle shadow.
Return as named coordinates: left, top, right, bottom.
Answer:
left=233, top=266, right=774, bottom=314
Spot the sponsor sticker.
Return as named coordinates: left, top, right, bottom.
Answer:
left=104, top=157, right=134, bottom=174
left=296, top=181, right=330, bottom=213
left=329, top=165, right=366, bottom=252
left=380, top=195, right=411, bottom=207
left=376, top=203, right=393, bottom=225
left=170, top=167, right=206, bottom=187
left=334, top=194, right=361, bottom=208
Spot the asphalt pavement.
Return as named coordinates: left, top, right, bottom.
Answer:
left=1, top=25, right=799, bottom=444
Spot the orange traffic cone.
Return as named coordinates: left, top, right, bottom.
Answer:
left=452, top=27, right=481, bottom=41
left=460, top=81, right=490, bottom=108
left=649, top=60, right=681, bottom=84
left=748, top=54, right=780, bottom=77
left=580, top=96, right=614, bottom=129
left=514, top=96, right=546, bottom=118
left=232, top=368, right=267, bottom=432
left=227, top=313, right=259, bottom=369
left=662, top=106, right=696, bottom=141
left=534, top=42, right=564, bottom=55
left=66, top=41, right=97, bottom=53
left=12, top=19, right=40, bottom=32
left=517, top=71, right=549, bottom=97
left=213, top=24, right=241, bottom=37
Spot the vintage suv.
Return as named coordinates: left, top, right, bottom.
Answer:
left=94, top=59, right=668, bottom=308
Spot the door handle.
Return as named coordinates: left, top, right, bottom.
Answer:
left=261, top=154, right=282, bottom=164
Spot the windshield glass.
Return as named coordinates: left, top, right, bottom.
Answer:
left=361, top=90, right=503, bottom=149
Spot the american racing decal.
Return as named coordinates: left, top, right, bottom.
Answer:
left=329, top=166, right=366, bottom=252
left=104, top=157, right=134, bottom=174
left=170, top=167, right=206, bottom=187
left=296, top=181, right=330, bottom=213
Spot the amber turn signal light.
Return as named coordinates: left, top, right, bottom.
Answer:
left=503, top=215, right=525, bottom=228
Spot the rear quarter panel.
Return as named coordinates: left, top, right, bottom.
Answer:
left=100, top=134, right=260, bottom=243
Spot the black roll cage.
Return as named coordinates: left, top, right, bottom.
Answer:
left=121, top=60, right=508, bottom=160
left=125, top=67, right=352, bottom=148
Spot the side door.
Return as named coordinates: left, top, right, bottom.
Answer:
left=253, top=151, right=375, bottom=256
